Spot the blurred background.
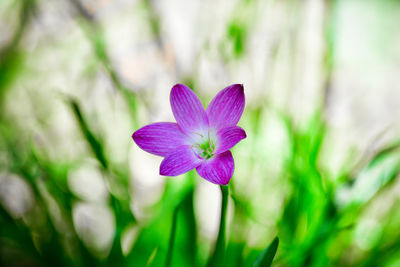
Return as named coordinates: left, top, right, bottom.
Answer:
left=1, top=0, right=400, bottom=266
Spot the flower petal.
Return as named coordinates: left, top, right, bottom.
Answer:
left=206, top=84, right=245, bottom=130
left=196, top=151, right=234, bottom=185
left=160, top=145, right=202, bottom=176
left=170, top=84, right=208, bottom=133
left=132, top=122, right=186, bottom=157
left=215, top=126, right=246, bottom=154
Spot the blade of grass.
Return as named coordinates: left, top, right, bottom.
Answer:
left=253, top=236, right=279, bottom=267
left=165, top=204, right=180, bottom=267
left=177, top=187, right=198, bottom=265
left=68, top=98, right=108, bottom=169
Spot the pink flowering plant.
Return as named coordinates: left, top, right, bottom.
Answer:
left=132, top=84, right=246, bottom=185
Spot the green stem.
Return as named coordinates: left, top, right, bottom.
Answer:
left=165, top=205, right=180, bottom=267
left=207, top=185, right=229, bottom=267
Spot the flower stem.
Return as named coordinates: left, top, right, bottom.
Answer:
left=207, top=184, right=229, bottom=267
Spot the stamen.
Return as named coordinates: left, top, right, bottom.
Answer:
left=191, top=132, right=204, bottom=138
left=191, top=130, right=215, bottom=159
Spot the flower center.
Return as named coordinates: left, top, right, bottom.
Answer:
left=191, top=131, right=216, bottom=159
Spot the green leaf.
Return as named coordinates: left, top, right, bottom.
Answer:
left=253, top=236, right=279, bottom=267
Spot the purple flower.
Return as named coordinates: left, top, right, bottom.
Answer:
left=132, top=84, right=246, bottom=185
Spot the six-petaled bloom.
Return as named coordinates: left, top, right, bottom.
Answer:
left=132, top=84, right=246, bottom=185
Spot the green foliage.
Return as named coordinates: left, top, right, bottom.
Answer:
left=228, top=22, right=246, bottom=58
left=1, top=0, right=400, bottom=266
